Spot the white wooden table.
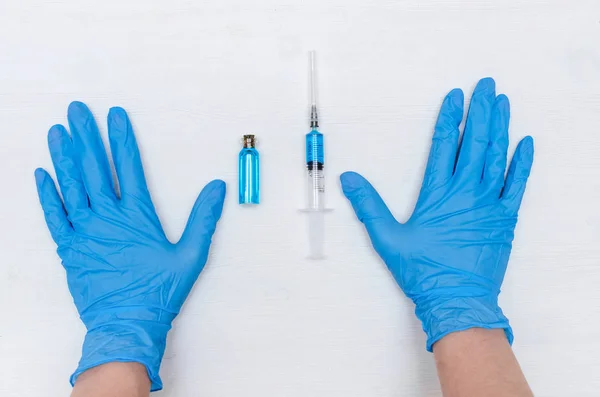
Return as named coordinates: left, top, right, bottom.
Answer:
left=1, top=0, right=599, bottom=395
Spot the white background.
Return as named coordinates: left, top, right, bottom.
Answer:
left=1, top=0, right=600, bottom=396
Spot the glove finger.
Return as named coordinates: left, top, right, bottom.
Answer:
left=423, top=88, right=463, bottom=190
left=47, top=124, right=89, bottom=216
left=34, top=168, right=73, bottom=244
left=177, top=180, right=227, bottom=265
left=107, top=107, right=152, bottom=204
left=454, top=77, right=496, bottom=186
left=68, top=101, right=116, bottom=209
left=501, top=136, right=534, bottom=213
left=340, top=171, right=396, bottom=225
left=482, top=95, right=510, bottom=195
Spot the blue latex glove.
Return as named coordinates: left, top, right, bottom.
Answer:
left=341, top=78, right=534, bottom=351
left=34, top=102, right=226, bottom=391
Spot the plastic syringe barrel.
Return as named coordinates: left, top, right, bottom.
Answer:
left=306, top=128, right=325, bottom=210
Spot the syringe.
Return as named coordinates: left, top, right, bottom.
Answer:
left=301, top=51, right=331, bottom=259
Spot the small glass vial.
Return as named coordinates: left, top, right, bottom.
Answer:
left=238, top=135, right=260, bottom=204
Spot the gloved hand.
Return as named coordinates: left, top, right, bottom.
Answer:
left=341, top=78, right=534, bottom=351
left=34, top=102, right=226, bottom=391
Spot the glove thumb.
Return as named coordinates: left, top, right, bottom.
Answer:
left=340, top=172, right=396, bottom=227
left=178, top=180, right=226, bottom=260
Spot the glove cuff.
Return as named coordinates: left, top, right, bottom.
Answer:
left=415, top=295, right=513, bottom=352
left=70, top=319, right=172, bottom=391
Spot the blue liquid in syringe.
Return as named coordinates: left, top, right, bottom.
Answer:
left=306, top=129, right=324, bottom=169
left=305, top=128, right=325, bottom=209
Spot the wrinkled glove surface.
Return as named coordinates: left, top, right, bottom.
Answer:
left=35, top=102, right=226, bottom=391
left=341, top=78, right=534, bottom=351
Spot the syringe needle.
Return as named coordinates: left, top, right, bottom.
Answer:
left=310, top=50, right=316, bottom=106
left=309, top=50, right=318, bottom=129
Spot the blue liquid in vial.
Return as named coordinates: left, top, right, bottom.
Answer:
left=239, top=141, right=260, bottom=204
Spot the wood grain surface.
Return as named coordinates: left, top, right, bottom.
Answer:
left=1, top=0, right=599, bottom=396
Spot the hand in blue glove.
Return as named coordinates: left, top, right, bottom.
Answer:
left=34, top=102, right=226, bottom=391
left=341, top=78, right=534, bottom=351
